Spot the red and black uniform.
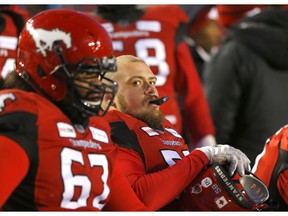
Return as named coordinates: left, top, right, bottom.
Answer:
left=0, top=6, right=29, bottom=78
left=0, top=89, right=148, bottom=211
left=94, top=5, right=214, bottom=145
left=104, top=110, right=209, bottom=210
left=253, top=125, right=288, bottom=210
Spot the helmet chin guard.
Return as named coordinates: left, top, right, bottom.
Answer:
left=180, top=163, right=270, bottom=211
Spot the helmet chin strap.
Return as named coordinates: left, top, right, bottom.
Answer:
left=57, top=85, right=89, bottom=125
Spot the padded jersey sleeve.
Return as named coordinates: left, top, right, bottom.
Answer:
left=0, top=90, right=39, bottom=161
left=253, top=126, right=288, bottom=209
left=0, top=90, right=39, bottom=207
left=102, top=156, right=150, bottom=211
left=0, top=136, right=29, bottom=207
left=116, top=146, right=209, bottom=210
left=278, top=170, right=288, bottom=205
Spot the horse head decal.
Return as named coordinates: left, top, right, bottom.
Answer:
left=30, top=28, right=72, bottom=57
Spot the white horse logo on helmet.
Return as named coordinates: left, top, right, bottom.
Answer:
left=30, top=28, right=72, bottom=57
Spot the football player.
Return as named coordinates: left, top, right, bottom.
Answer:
left=93, top=5, right=215, bottom=148
left=0, top=5, right=30, bottom=78
left=102, top=54, right=251, bottom=210
left=253, top=124, right=288, bottom=210
left=0, top=9, right=149, bottom=211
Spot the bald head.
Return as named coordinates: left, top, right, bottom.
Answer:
left=117, top=54, right=144, bottom=64
left=105, top=55, right=146, bottom=82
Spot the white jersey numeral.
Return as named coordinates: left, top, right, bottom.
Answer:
left=113, top=38, right=170, bottom=86
left=60, top=148, right=109, bottom=210
left=161, top=150, right=189, bottom=166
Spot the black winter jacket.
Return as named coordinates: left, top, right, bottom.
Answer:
left=203, top=9, right=288, bottom=165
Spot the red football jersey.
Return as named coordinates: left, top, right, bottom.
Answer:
left=104, top=110, right=209, bottom=210
left=253, top=125, right=288, bottom=210
left=0, top=89, right=148, bottom=211
left=0, top=7, right=29, bottom=78
left=94, top=5, right=215, bottom=145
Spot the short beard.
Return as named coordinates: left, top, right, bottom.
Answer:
left=134, top=109, right=164, bottom=129
left=117, top=95, right=164, bottom=129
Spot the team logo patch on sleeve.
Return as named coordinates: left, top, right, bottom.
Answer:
left=57, top=122, right=76, bottom=138
left=165, top=128, right=182, bottom=138
left=141, top=126, right=159, bottom=136
left=136, top=21, right=161, bottom=32
left=89, top=127, right=109, bottom=144
left=101, top=23, right=114, bottom=33
left=0, top=35, right=18, bottom=50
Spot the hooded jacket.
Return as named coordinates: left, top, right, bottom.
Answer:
left=203, top=8, right=288, bottom=165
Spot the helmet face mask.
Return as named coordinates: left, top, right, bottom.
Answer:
left=180, top=163, right=270, bottom=211
left=16, top=9, right=117, bottom=117
left=72, top=60, right=118, bottom=117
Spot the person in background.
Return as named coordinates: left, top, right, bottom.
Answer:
left=203, top=6, right=288, bottom=166
left=184, top=5, right=222, bottom=81
left=102, top=54, right=251, bottom=210
left=0, top=9, right=149, bottom=211
left=93, top=5, right=216, bottom=149
left=252, top=124, right=288, bottom=210
left=19, top=5, right=53, bottom=17
left=216, top=5, right=263, bottom=30
left=0, top=5, right=29, bottom=78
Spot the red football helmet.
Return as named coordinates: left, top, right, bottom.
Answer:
left=16, top=9, right=117, bottom=116
left=180, top=163, right=270, bottom=211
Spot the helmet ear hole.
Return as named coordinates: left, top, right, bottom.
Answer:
left=37, top=65, right=46, bottom=78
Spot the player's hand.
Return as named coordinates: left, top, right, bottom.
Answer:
left=197, top=144, right=251, bottom=176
